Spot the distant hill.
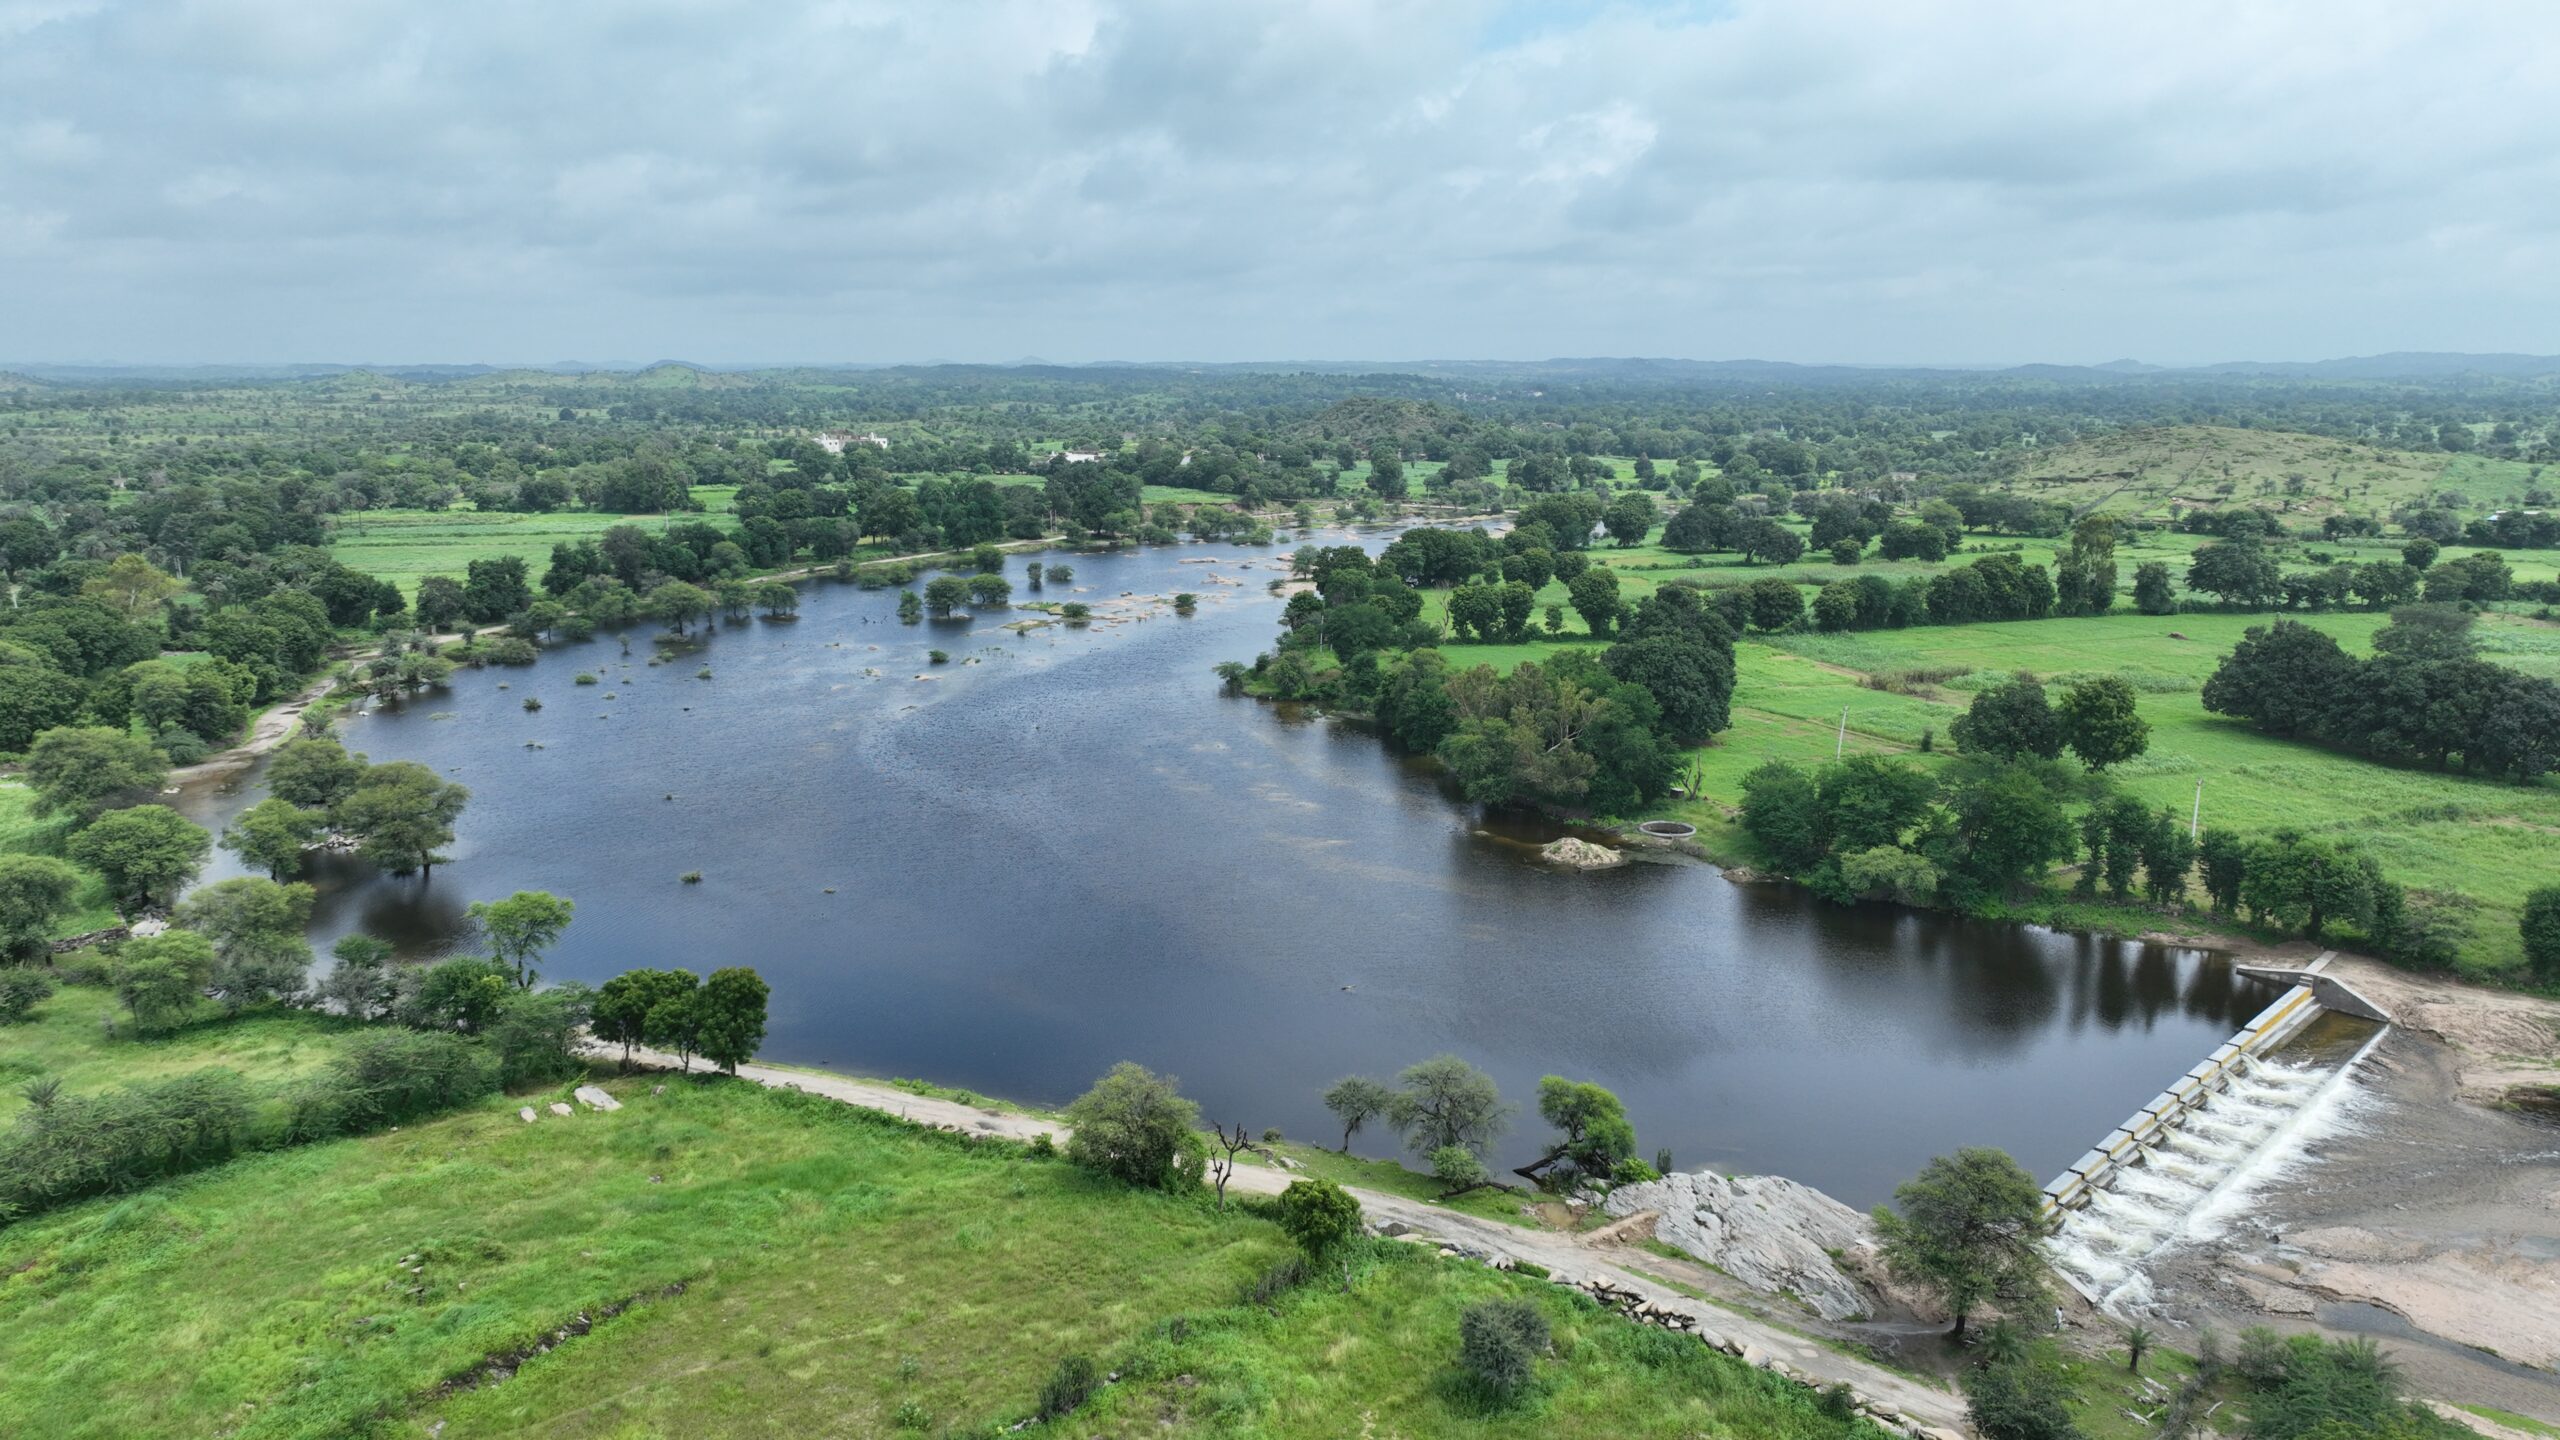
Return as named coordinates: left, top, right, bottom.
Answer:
left=2186, top=352, right=2560, bottom=379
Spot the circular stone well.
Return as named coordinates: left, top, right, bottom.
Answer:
left=1637, top=820, right=1697, bottom=839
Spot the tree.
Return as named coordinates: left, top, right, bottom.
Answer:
left=594, top=967, right=698, bottom=1067
left=922, top=575, right=971, bottom=617
left=1367, top=450, right=1407, bottom=499
left=0, top=665, right=89, bottom=753
left=414, top=575, right=468, bottom=633
left=2525, top=886, right=2560, bottom=985
left=1739, top=760, right=1825, bottom=871
left=462, top=556, right=534, bottom=624
left=83, top=553, right=183, bottom=621
left=1457, top=1299, right=1550, bottom=1402
left=1879, top=519, right=1949, bottom=562
left=2197, top=828, right=2248, bottom=915
left=1276, top=1177, right=1363, bottom=1269
left=331, top=761, right=469, bottom=878
left=1872, top=1147, right=2052, bottom=1338
left=1965, top=1348, right=2086, bottom=1440
left=1517, top=1076, right=1637, bottom=1184
left=2124, top=1324, right=2157, bottom=1374
left=1816, top=753, right=1937, bottom=852
left=696, top=965, right=769, bottom=1073
left=172, top=877, right=314, bottom=1009
left=469, top=889, right=575, bottom=988
left=2201, top=620, right=2358, bottom=738
left=1566, top=567, right=1622, bottom=637
left=2056, top=676, right=2149, bottom=771
left=1603, top=492, right=1657, bottom=546
left=2185, top=538, right=2283, bottom=608
left=1950, top=675, right=2061, bottom=761
left=1064, top=1062, right=1204, bottom=1190
left=2132, top=561, right=2176, bottom=615
left=647, top=580, right=714, bottom=633
left=897, top=589, right=923, bottom=624
left=1386, top=1054, right=1508, bottom=1160
left=1323, top=1075, right=1394, bottom=1151
left=319, top=934, right=399, bottom=1021
left=406, top=955, right=512, bottom=1034
left=1603, top=585, right=1738, bottom=740
left=67, top=805, right=210, bottom=911
left=1744, top=576, right=1804, bottom=632
left=25, top=725, right=167, bottom=820
left=264, top=736, right=368, bottom=809
left=2401, top=537, right=2439, bottom=571
left=113, top=928, right=216, bottom=1032
left=0, top=853, right=81, bottom=963
left=1736, top=518, right=1806, bottom=566
left=219, top=798, right=327, bottom=880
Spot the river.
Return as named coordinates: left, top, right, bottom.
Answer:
left=178, top=530, right=2279, bottom=1205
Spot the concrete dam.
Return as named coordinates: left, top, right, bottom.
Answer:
left=2044, top=953, right=2392, bottom=1313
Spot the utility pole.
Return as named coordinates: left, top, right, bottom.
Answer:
left=1836, top=709, right=1848, bottom=759
left=2190, top=778, right=2204, bottom=839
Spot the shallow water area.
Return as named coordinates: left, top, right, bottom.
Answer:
left=180, top=530, right=2285, bottom=1204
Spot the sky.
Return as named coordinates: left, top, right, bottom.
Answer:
left=4, top=0, right=2557, bottom=368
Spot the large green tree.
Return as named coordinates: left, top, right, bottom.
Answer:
left=25, top=726, right=167, bottom=820
left=1386, top=1054, right=1509, bottom=1161
left=695, top=966, right=769, bottom=1074
left=67, top=805, right=210, bottom=911
left=219, top=798, right=328, bottom=880
left=1872, top=1147, right=2052, bottom=1338
left=0, top=853, right=82, bottom=962
left=2056, top=676, right=2150, bottom=771
left=469, top=890, right=575, bottom=988
left=331, top=762, right=469, bottom=878
left=1950, top=675, right=2062, bottom=761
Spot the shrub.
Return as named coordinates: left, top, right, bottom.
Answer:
left=1963, top=1351, right=2084, bottom=1440
left=1036, top=1354, right=1100, bottom=1421
left=1245, top=1253, right=1310, bottom=1306
left=0, top=1068, right=257, bottom=1217
left=573, top=672, right=599, bottom=685
left=1063, top=1061, right=1205, bottom=1190
left=1456, top=1298, right=1550, bottom=1402
left=0, top=967, right=57, bottom=1023
left=282, top=1030, right=499, bottom=1141
left=1275, top=1178, right=1363, bottom=1259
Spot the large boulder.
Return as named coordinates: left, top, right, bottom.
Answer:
left=1604, top=1169, right=1879, bottom=1321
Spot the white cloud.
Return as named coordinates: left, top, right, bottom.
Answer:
left=1, top=0, right=2554, bottom=363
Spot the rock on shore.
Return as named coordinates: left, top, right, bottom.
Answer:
left=1604, top=1170, right=1880, bottom=1321
left=1540, top=836, right=1625, bottom=870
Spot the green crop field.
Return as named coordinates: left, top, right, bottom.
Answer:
left=328, top=502, right=740, bottom=598
left=2004, top=424, right=2550, bottom=522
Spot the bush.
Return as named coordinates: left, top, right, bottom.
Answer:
left=1063, top=1061, right=1205, bottom=1191
left=1036, top=1354, right=1100, bottom=1421
left=1275, top=1177, right=1363, bottom=1259
left=0, top=967, right=57, bottom=1023
left=0, top=1068, right=257, bottom=1217
left=283, top=1030, right=499, bottom=1141
left=1245, top=1253, right=1310, bottom=1306
left=1963, top=1352, right=2084, bottom=1440
left=1457, top=1298, right=1550, bottom=1402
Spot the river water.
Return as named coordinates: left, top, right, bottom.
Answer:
left=179, top=531, right=2279, bottom=1204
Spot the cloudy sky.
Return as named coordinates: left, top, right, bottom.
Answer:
left=5, top=0, right=2555, bottom=367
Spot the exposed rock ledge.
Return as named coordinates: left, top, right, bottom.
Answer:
left=1604, top=1170, right=1880, bottom=1322
left=1540, top=836, right=1625, bottom=870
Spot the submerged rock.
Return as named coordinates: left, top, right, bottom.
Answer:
left=1539, top=836, right=1625, bottom=870
left=1603, top=1169, right=1879, bottom=1321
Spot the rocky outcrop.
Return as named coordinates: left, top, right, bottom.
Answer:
left=1604, top=1169, right=1880, bottom=1321
left=1540, top=836, right=1625, bottom=870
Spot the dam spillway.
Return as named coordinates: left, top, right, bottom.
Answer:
left=2043, top=954, right=2391, bottom=1312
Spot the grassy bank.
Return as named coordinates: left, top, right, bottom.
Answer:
left=1272, top=597, right=2560, bottom=977
left=0, top=1046, right=1889, bottom=1440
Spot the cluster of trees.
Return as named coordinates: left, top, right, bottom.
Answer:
left=591, top=965, right=771, bottom=1075
left=2202, top=607, right=2560, bottom=784
left=1742, top=754, right=2090, bottom=911
left=220, top=734, right=472, bottom=882
left=1255, top=557, right=1736, bottom=815
left=1320, top=1058, right=1651, bottom=1199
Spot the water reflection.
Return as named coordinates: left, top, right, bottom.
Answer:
left=178, top=532, right=2277, bottom=1204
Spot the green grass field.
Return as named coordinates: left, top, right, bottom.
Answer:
left=328, top=504, right=740, bottom=599
left=0, top=984, right=360, bottom=1124
left=1389, top=581, right=2560, bottom=975
left=0, top=1008, right=1890, bottom=1440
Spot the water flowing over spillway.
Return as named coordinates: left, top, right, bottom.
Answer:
left=2047, top=1034, right=2380, bottom=1313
